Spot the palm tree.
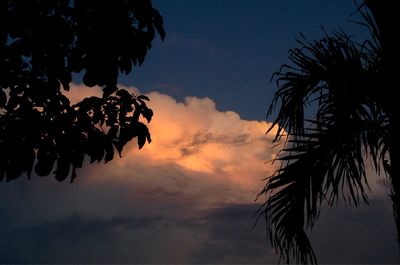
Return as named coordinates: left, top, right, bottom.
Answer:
left=259, top=1, right=398, bottom=263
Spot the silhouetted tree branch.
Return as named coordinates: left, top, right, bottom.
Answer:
left=0, top=0, right=165, bottom=182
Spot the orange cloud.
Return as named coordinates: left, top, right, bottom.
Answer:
left=0, top=85, right=394, bottom=264
left=63, top=84, right=388, bottom=208
left=64, top=84, right=280, bottom=209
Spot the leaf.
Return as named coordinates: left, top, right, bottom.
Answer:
left=116, top=89, right=132, bottom=100
left=262, top=20, right=381, bottom=264
left=82, top=71, right=98, bottom=87
left=142, top=107, right=153, bottom=123
left=22, top=147, right=35, bottom=177
left=6, top=96, right=19, bottom=110
left=103, top=84, right=118, bottom=97
left=118, top=57, right=132, bottom=74
left=86, top=131, right=105, bottom=163
left=70, top=167, right=77, bottom=183
left=151, top=9, right=166, bottom=41
left=0, top=169, right=5, bottom=182
left=137, top=95, right=150, bottom=101
left=137, top=122, right=151, bottom=149
left=104, top=141, right=114, bottom=163
left=54, top=157, right=71, bottom=182
left=107, top=125, right=119, bottom=139
left=35, top=143, right=57, bottom=177
left=112, top=140, right=123, bottom=158
left=138, top=133, right=146, bottom=149
left=0, top=90, right=6, bottom=107
left=5, top=164, right=23, bottom=182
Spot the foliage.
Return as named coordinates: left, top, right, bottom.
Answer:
left=258, top=4, right=392, bottom=264
left=0, top=0, right=165, bottom=182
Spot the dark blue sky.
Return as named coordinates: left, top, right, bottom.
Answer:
left=2, top=1, right=398, bottom=264
left=120, top=0, right=368, bottom=120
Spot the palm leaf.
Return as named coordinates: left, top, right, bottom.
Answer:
left=261, top=26, right=386, bottom=263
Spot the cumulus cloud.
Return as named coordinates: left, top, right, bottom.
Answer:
left=64, top=84, right=279, bottom=207
left=0, top=84, right=398, bottom=263
left=0, top=84, right=283, bottom=263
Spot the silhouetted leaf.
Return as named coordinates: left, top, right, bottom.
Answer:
left=137, top=122, right=151, bottom=149
left=137, top=95, right=150, bottom=101
left=152, top=9, right=166, bottom=41
left=103, top=85, right=118, bottom=98
left=82, top=71, right=98, bottom=87
left=142, top=108, right=153, bottom=123
left=70, top=167, right=77, bottom=183
left=116, top=89, right=133, bottom=100
left=0, top=90, right=6, bottom=107
left=113, top=140, right=123, bottom=158
left=104, top=141, right=114, bottom=164
left=35, top=141, right=57, bottom=177
left=54, top=157, right=71, bottom=182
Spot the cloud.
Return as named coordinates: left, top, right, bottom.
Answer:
left=188, top=203, right=278, bottom=264
left=64, top=84, right=279, bottom=207
left=1, top=84, right=398, bottom=263
left=0, top=84, right=282, bottom=263
left=309, top=198, right=399, bottom=264
left=0, top=212, right=187, bottom=263
left=0, top=206, right=278, bottom=264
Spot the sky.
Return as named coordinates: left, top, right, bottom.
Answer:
left=1, top=0, right=399, bottom=264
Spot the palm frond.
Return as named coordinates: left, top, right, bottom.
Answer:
left=263, top=25, right=386, bottom=263
left=268, top=30, right=377, bottom=142
left=260, top=117, right=372, bottom=264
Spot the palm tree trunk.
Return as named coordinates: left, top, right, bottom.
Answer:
left=366, top=0, right=400, bottom=245
left=389, top=128, right=400, bottom=245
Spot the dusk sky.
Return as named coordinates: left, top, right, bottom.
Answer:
left=1, top=1, right=399, bottom=263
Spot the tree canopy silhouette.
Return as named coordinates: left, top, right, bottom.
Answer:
left=259, top=1, right=397, bottom=263
left=0, top=0, right=165, bottom=182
